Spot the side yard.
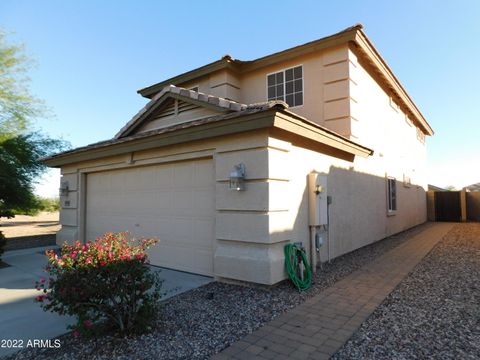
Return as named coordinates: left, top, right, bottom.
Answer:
left=333, top=223, right=480, bottom=359
left=3, top=223, right=431, bottom=360
left=2, top=223, right=478, bottom=359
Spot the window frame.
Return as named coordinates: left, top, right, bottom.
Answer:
left=265, top=64, right=304, bottom=108
left=387, top=176, right=397, bottom=214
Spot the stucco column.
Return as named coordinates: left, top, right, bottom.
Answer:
left=213, top=142, right=292, bottom=285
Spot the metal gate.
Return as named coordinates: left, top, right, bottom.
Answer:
left=434, top=191, right=461, bottom=222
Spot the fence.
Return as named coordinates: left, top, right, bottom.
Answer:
left=427, top=190, right=480, bottom=222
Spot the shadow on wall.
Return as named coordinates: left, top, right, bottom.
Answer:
left=279, top=164, right=427, bottom=265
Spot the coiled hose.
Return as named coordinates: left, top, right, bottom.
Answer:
left=284, top=243, right=312, bottom=291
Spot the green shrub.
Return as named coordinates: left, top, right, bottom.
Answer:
left=10, top=196, right=60, bottom=216
left=35, top=196, right=60, bottom=212
left=35, top=232, right=163, bottom=336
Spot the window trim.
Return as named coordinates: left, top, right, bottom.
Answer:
left=189, top=85, right=199, bottom=92
left=386, top=176, right=397, bottom=215
left=265, top=64, right=304, bottom=109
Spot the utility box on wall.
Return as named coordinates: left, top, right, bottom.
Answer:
left=308, top=172, right=328, bottom=226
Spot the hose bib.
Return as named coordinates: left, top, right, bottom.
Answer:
left=284, top=243, right=312, bottom=291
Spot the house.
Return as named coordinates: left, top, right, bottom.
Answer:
left=463, top=182, right=480, bottom=192
left=44, top=24, right=433, bottom=285
left=428, top=184, right=448, bottom=192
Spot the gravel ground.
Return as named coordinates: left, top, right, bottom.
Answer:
left=3, top=223, right=430, bottom=360
left=333, top=223, right=480, bottom=360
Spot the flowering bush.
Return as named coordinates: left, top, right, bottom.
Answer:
left=35, top=232, right=162, bottom=336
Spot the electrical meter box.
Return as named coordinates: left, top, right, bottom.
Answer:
left=308, top=172, right=328, bottom=226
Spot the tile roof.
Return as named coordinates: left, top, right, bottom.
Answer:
left=464, top=183, right=480, bottom=192
left=115, top=85, right=283, bottom=138
left=43, top=92, right=288, bottom=162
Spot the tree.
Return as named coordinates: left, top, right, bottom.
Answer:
left=0, top=30, right=68, bottom=218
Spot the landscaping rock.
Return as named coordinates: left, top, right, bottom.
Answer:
left=333, top=223, right=480, bottom=360
left=4, top=223, right=431, bottom=360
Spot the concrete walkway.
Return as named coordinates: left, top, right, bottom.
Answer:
left=214, top=223, right=455, bottom=360
left=0, top=246, right=74, bottom=358
left=0, top=246, right=212, bottom=358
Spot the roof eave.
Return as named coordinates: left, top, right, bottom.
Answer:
left=42, top=110, right=278, bottom=167
left=137, top=58, right=241, bottom=99
left=43, top=107, right=372, bottom=168
left=352, top=30, right=434, bottom=136
left=137, top=25, right=362, bottom=99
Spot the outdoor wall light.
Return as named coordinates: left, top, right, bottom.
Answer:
left=59, top=181, right=70, bottom=197
left=229, top=163, right=246, bottom=191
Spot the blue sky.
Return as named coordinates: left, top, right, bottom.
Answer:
left=1, top=0, right=479, bottom=196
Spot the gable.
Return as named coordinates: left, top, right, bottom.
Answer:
left=134, top=98, right=222, bottom=135
left=115, top=85, right=247, bottom=139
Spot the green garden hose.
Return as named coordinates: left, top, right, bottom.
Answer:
left=284, top=243, right=312, bottom=291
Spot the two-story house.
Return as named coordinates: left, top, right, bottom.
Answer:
left=44, top=25, right=433, bottom=285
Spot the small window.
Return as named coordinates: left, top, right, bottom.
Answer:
left=387, top=177, right=397, bottom=212
left=267, top=65, right=303, bottom=107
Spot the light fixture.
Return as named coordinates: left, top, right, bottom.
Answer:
left=59, top=181, right=69, bottom=197
left=229, top=163, right=246, bottom=191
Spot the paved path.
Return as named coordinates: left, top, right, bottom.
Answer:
left=0, top=247, right=212, bottom=358
left=214, top=223, right=455, bottom=360
left=0, top=246, right=74, bottom=358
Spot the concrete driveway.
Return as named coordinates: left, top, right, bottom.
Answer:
left=0, top=246, right=212, bottom=358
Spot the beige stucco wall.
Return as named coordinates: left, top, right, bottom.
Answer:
left=57, top=111, right=427, bottom=286
left=56, top=41, right=429, bottom=285
left=266, top=130, right=426, bottom=265
left=178, top=46, right=355, bottom=137
left=57, top=129, right=293, bottom=284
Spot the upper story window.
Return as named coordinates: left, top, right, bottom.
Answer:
left=267, top=65, right=303, bottom=107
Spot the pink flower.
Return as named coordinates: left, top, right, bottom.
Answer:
left=35, top=294, right=47, bottom=302
left=83, top=319, right=93, bottom=328
left=72, top=329, right=81, bottom=338
left=39, top=277, right=46, bottom=284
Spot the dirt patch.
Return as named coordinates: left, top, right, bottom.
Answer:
left=0, top=212, right=59, bottom=251
left=0, top=212, right=60, bottom=238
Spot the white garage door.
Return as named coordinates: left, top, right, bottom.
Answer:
left=85, top=158, right=215, bottom=276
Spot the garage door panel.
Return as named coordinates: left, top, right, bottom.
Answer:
left=148, top=243, right=213, bottom=276
left=194, top=188, right=215, bottom=212
left=193, top=219, right=215, bottom=247
left=86, top=159, right=214, bottom=275
left=173, top=163, right=194, bottom=187
left=172, top=189, right=193, bottom=211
